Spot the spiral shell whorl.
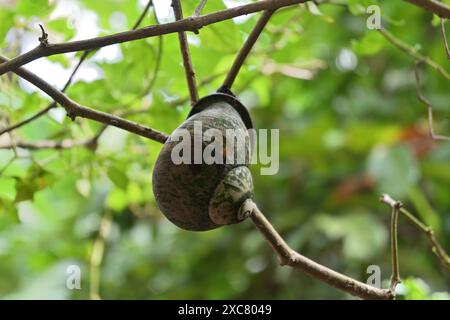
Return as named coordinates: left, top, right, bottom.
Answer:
left=152, top=94, right=253, bottom=231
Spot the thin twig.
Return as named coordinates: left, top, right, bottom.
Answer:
left=378, top=28, right=450, bottom=81
left=414, top=61, right=450, bottom=141
left=221, top=10, right=275, bottom=91
left=132, top=0, right=153, bottom=29
left=0, top=0, right=154, bottom=136
left=90, top=211, right=112, bottom=300
left=0, top=50, right=92, bottom=137
left=380, top=193, right=450, bottom=269
left=0, top=107, right=153, bottom=150
left=0, top=0, right=308, bottom=75
left=380, top=194, right=402, bottom=293
left=248, top=200, right=394, bottom=300
left=0, top=138, right=95, bottom=150
left=144, top=19, right=163, bottom=97
left=0, top=55, right=168, bottom=143
left=0, top=155, right=17, bottom=176
left=440, top=18, right=450, bottom=59
left=172, top=0, right=199, bottom=105
left=1, top=104, right=56, bottom=136
left=194, top=0, right=208, bottom=17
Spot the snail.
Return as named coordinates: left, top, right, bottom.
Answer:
left=152, top=92, right=254, bottom=231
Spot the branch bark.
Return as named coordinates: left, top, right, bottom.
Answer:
left=0, top=0, right=307, bottom=75
left=378, top=28, right=450, bottom=81
left=0, top=56, right=168, bottom=144
left=404, top=0, right=450, bottom=18
left=248, top=201, right=394, bottom=300
left=194, top=0, right=208, bottom=17
left=0, top=0, right=154, bottom=136
left=0, top=138, right=96, bottom=150
left=222, top=10, right=275, bottom=91
left=414, top=61, right=450, bottom=141
left=172, top=0, right=199, bottom=105
left=440, top=18, right=450, bottom=59
left=380, top=194, right=450, bottom=269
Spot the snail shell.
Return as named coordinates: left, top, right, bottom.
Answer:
left=152, top=93, right=254, bottom=231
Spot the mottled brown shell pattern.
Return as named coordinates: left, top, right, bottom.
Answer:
left=152, top=94, right=254, bottom=231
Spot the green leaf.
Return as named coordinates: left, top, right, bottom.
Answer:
left=107, top=165, right=128, bottom=190
left=16, top=0, right=54, bottom=18
left=106, top=187, right=128, bottom=211
left=14, top=165, right=56, bottom=203
left=408, top=186, right=441, bottom=233
left=352, top=31, right=384, bottom=56
left=314, top=212, right=388, bottom=261
left=367, top=145, right=420, bottom=198
left=0, top=177, right=16, bottom=202
left=46, top=18, right=76, bottom=42
left=348, top=0, right=378, bottom=15
left=0, top=10, right=13, bottom=43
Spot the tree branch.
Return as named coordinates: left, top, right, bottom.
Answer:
left=0, top=56, right=168, bottom=143
left=0, top=106, right=157, bottom=150
left=404, top=0, right=450, bottom=19
left=0, top=0, right=307, bottom=75
left=247, top=200, right=394, bottom=300
left=384, top=196, right=401, bottom=292
left=0, top=0, right=154, bottom=136
left=0, top=137, right=96, bottom=150
left=380, top=193, right=450, bottom=269
left=378, top=28, right=450, bottom=81
left=194, top=0, right=208, bottom=17
left=172, top=0, right=199, bottom=105
left=414, top=61, right=450, bottom=141
left=440, top=18, right=450, bottom=59
left=221, top=10, right=275, bottom=91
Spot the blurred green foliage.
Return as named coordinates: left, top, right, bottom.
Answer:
left=0, top=0, right=449, bottom=299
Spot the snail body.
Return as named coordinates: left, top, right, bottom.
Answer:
left=152, top=93, right=254, bottom=231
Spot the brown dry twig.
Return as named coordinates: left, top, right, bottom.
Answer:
left=380, top=193, right=450, bottom=269
left=0, top=55, right=168, bottom=143
left=378, top=28, right=450, bottom=81
left=194, top=0, right=208, bottom=17
left=0, top=0, right=154, bottom=137
left=404, top=0, right=450, bottom=19
left=221, top=10, right=275, bottom=92
left=379, top=195, right=402, bottom=293
left=0, top=0, right=308, bottom=75
left=172, top=0, right=199, bottom=105
left=440, top=18, right=450, bottom=59
left=414, top=61, right=450, bottom=141
left=248, top=200, right=394, bottom=300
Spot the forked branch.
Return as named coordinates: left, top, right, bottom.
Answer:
left=0, top=0, right=154, bottom=137
left=414, top=61, right=450, bottom=141
left=380, top=194, right=450, bottom=269
left=0, top=55, right=168, bottom=143
left=247, top=200, right=394, bottom=300
left=0, top=0, right=307, bottom=75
